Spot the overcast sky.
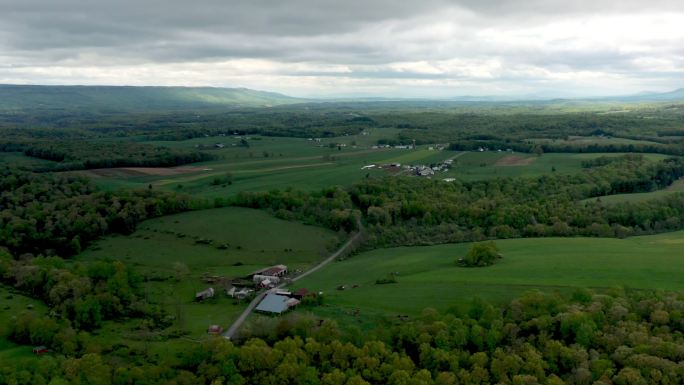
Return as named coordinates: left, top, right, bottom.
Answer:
left=1, top=0, right=683, bottom=98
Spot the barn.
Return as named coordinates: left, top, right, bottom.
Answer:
left=255, top=293, right=300, bottom=314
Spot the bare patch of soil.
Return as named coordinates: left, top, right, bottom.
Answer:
left=495, top=156, right=536, bottom=166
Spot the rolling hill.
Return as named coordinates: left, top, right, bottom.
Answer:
left=0, top=84, right=305, bottom=111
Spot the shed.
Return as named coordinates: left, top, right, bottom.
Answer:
left=294, top=288, right=312, bottom=299
left=32, top=346, right=49, bottom=355
left=255, top=294, right=290, bottom=314
left=233, top=288, right=254, bottom=300
left=195, top=287, right=215, bottom=301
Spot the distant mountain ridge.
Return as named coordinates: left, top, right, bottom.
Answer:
left=0, top=84, right=683, bottom=112
left=0, top=84, right=305, bottom=111
left=618, top=88, right=684, bottom=101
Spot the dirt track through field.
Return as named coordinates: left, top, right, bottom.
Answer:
left=71, top=166, right=210, bottom=178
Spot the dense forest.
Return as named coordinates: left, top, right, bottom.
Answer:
left=0, top=140, right=213, bottom=171
left=1, top=251, right=159, bottom=332
left=233, top=156, right=684, bottom=246
left=0, top=168, right=192, bottom=256
left=2, top=289, right=684, bottom=384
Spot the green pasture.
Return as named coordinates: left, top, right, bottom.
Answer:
left=294, top=231, right=684, bottom=317
left=78, top=207, right=341, bottom=275
left=585, top=178, right=684, bottom=204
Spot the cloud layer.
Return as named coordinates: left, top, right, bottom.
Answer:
left=1, top=0, right=683, bottom=97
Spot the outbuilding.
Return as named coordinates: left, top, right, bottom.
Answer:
left=195, top=287, right=215, bottom=301
left=255, top=293, right=290, bottom=314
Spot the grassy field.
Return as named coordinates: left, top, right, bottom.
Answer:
left=0, top=151, right=57, bottom=169
left=79, top=206, right=341, bottom=273
left=0, top=286, right=47, bottom=362
left=84, top=135, right=415, bottom=195
left=77, top=206, right=341, bottom=338
left=67, top=132, right=673, bottom=196
left=584, top=178, right=684, bottom=204
left=293, top=231, right=684, bottom=318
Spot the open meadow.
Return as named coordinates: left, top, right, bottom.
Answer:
left=294, top=231, right=684, bottom=319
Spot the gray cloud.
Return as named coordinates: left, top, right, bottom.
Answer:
left=1, top=0, right=683, bottom=97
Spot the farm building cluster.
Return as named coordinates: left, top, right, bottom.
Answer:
left=194, top=264, right=290, bottom=303
left=371, top=144, right=415, bottom=150
left=193, top=264, right=318, bottom=334
left=361, top=158, right=455, bottom=178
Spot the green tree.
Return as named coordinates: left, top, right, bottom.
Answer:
left=459, top=241, right=502, bottom=267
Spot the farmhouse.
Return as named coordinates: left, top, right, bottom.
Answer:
left=255, top=293, right=300, bottom=315
left=195, top=287, right=215, bottom=301
left=253, top=274, right=281, bottom=286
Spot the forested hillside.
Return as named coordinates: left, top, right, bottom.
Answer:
left=0, top=85, right=303, bottom=111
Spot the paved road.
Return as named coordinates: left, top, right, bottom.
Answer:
left=223, top=228, right=363, bottom=339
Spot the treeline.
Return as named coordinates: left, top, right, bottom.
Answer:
left=231, top=186, right=361, bottom=232
left=0, top=168, right=192, bottom=256
left=580, top=154, right=644, bottom=168
left=0, top=140, right=214, bottom=171
left=381, top=112, right=684, bottom=145
left=233, top=157, right=684, bottom=247
left=447, top=140, right=684, bottom=156
left=0, top=108, right=373, bottom=138
left=144, top=111, right=373, bottom=140
left=3, top=289, right=684, bottom=384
